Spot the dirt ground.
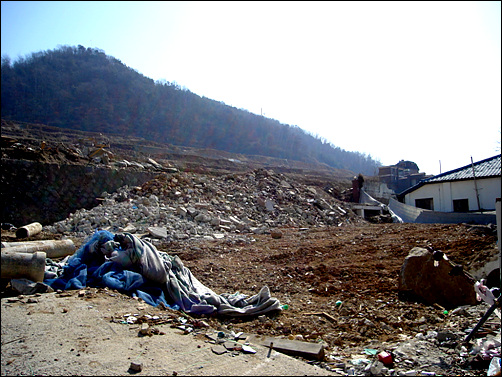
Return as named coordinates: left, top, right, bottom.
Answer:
left=164, top=222, right=499, bottom=344
left=2, top=222, right=499, bottom=376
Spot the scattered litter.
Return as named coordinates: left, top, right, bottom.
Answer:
left=377, top=351, right=393, bottom=366
left=363, top=348, right=378, bottom=356
left=241, top=345, right=256, bottom=354
left=488, top=357, right=501, bottom=376
left=126, top=316, right=138, bottom=324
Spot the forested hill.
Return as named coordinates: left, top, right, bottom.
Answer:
left=1, top=45, right=381, bottom=175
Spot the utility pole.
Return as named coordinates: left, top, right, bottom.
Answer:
left=471, top=156, right=482, bottom=212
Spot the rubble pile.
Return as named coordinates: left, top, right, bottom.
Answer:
left=45, top=168, right=363, bottom=241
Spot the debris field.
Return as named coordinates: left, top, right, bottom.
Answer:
left=1, top=121, right=500, bottom=376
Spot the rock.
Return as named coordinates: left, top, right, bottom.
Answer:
left=140, top=323, right=150, bottom=336
left=265, top=199, right=275, bottom=212
left=176, top=206, right=187, bottom=217
left=10, top=278, right=54, bottom=295
left=129, top=362, right=142, bottom=372
left=121, top=223, right=137, bottom=233
left=271, top=230, right=282, bottom=239
left=398, top=247, right=478, bottom=309
left=211, top=345, right=228, bottom=355
left=147, top=226, right=168, bottom=239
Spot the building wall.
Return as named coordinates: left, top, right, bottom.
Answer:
left=404, top=177, right=501, bottom=212
left=361, top=180, right=395, bottom=204
left=389, top=197, right=496, bottom=225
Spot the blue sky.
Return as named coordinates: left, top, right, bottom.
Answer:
left=2, top=1, right=500, bottom=175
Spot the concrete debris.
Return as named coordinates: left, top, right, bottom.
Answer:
left=10, top=278, right=54, bottom=295
left=128, top=361, right=142, bottom=372
left=44, top=169, right=363, bottom=241
left=398, top=247, right=478, bottom=308
left=1, top=251, right=46, bottom=282
left=211, top=345, right=228, bottom=355
left=1, top=239, right=76, bottom=259
left=15, top=222, right=43, bottom=239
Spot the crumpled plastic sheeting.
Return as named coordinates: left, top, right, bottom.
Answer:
left=44, top=230, right=282, bottom=316
left=474, top=280, right=501, bottom=319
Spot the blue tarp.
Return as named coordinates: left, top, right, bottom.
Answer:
left=44, top=230, right=282, bottom=316
left=45, top=230, right=172, bottom=308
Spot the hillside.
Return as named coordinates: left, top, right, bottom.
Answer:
left=1, top=45, right=380, bottom=176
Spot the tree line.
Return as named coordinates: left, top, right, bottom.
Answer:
left=1, top=45, right=381, bottom=175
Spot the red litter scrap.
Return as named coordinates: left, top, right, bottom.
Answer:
left=378, top=351, right=393, bottom=366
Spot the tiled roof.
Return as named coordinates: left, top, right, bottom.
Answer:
left=396, top=155, right=501, bottom=198
left=425, top=155, right=501, bottom=183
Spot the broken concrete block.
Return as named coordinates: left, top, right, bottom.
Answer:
left=147, top=226, right=168, bottom=239
left=223, top=341, right=242, bottom=351
left=398, top=247, right=478, bottom=309
left=241, top=344, right=257, bottom=354
left=129, top=362, right=142, bottom=372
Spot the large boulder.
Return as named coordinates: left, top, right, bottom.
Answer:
left=398, top=247, right=478, bottom=309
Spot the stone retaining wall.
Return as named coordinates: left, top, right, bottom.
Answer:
left=1, top=159, right=157, bottom=226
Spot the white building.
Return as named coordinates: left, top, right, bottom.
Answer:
left=397, top=155, right=501, bottom=213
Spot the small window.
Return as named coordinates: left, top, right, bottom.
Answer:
left=453, top=199, right=469, bottom=212
left=415, top=198, right=434, bottom=210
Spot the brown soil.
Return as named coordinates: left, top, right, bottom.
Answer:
left=173, top=222, right=498, bottom=344
left=2, top=222, right=498, bottom=352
